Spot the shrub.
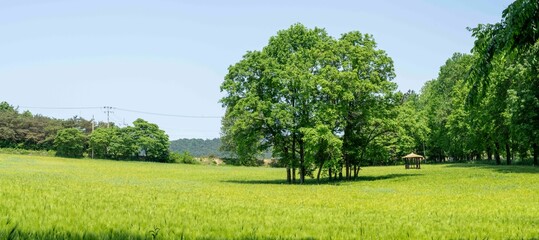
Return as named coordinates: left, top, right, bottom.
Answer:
left=169, top=151, right=198, bottom=164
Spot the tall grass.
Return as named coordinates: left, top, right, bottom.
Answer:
left=0, top=148, right=55, bottom=156
left=0, top=154, right=538, bottom=239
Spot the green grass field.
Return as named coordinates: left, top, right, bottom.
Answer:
left=1, top=154, right=538, bottom=239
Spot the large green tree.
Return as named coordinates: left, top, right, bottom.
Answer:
left=332, top=31, right=397, bottom=179
left=54, top=128, right=86, bottom=158
left=221, top=24, right=397, bottom=183
left=221, top=24, right=331, bottom=183
left=89, top=119, right=170, bottom=162
left=88, top=127, right=116, bottom=159
left=391, top=91, right=429, bottom=161
left=131, top=118, right=170, bottom=162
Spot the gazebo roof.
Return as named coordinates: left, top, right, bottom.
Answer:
left=402, top=153, right=424, bottom=159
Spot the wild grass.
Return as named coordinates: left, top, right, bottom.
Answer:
left=0, top=148, right=55, bottom=156
left=0, top=154, right=538, bottom=239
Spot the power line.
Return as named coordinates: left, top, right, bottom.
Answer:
left=18, top=106, right=102, bottom=110
left=114, top=107, right=221, bottom=119
left=17, top=105, right=222, bottom=119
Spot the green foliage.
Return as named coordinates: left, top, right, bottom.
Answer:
left=395, top=91, right=429, bottom=155
left=0, top=101, right=17, bottom=113
left=88, top=127, right=114, bottom=159
left=132, top=119, right=170, bottom=162
left=1, top=154, right=538, bottom=239
left=0, top=100, right=173, bottom=163
left=419, top=53, right=476, bottom=162
left=89, top=119, right=170, bottom=162
left=414, top=0, right=539, bottom=166
left=54, top=128, right=86, bottom=158
left=168, top=151, right=198, bottom=164
left=302, top=124, right=342, bottom=180
left=0, top=103, right=63, bottom=150
left=469, top=0, right=538, bottom=78
left=62, top=116, right=93, bottom=134
left=221, top=24, right=397, bottom=182
left=0, top=101, right=98, bottom=152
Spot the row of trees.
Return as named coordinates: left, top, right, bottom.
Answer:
left=0, top=102, right=93, bottom=150
left=220, top=0, right=538, bottom=183
left=220, top=24, right=428, bottom=183
left=420, top=0, right=538, bottom=165
left=0, top=102, right=171, bottom=162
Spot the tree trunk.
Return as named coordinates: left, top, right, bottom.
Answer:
left=292, top=134, right=296, bottom=183
left=533, top=142, right=538, bottom=166
left=354, top=164, right=360, bottom=178
left=505, top=142, right=511, bottom=165
left=345, top=158, right=350, bottom=180
left=494, top=142, right=501, bottom=165
left=343, top=120, right=351, bottom=181
left=286, top=166, right=291, bottom=184
left=328, top=167, right=332, bottom=181
left=316, top=159, right=325, bottom=183
left=487, top=145, right=492, bottom=162
left=299, top=141, right=305, bottom=184
left=440, top=150, right=445, bottom=162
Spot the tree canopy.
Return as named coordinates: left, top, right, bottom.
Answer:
left=54, top=128, right=86, bottom=158
left=88, top=118, right=170, bottom=162
left=413, top=0, right=538, bottom=166
left=220, top=24, right=420, bottom=183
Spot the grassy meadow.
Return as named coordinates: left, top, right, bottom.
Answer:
left=0, top=154, right=538, bottom=239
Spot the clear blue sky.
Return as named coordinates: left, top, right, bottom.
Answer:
left=0, top=0, right=512, bottom=140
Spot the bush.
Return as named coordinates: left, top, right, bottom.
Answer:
left=169, top=151, right=198, bottom=164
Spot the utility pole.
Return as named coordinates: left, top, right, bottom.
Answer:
left=104, top=106, right=114, bottom=128
left=91, top=115, right=95, bottom=159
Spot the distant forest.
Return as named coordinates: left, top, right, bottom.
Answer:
left=169, top=138, right=227, bottom=157
left=169, top=138, right=272, bottom=159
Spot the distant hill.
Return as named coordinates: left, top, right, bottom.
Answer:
left=169, top=138, right=228, bottom=157
left=169, top=138, right=273, bottom=159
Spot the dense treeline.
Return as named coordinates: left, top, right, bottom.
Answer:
left=169, top=138, right=224, bottom=157
left=0, top=102, right=171, bottom=162
left=421, top=0, right=538, bottom=165
left=0, top=102, right=92, bottom=150
left=220, top=24, right=427, bottom=183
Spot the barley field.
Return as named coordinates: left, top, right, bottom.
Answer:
left=0, top=154, right=538, bottom=239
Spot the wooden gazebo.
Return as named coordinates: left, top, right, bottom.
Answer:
left=402, top=153, right=424, bottom=169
